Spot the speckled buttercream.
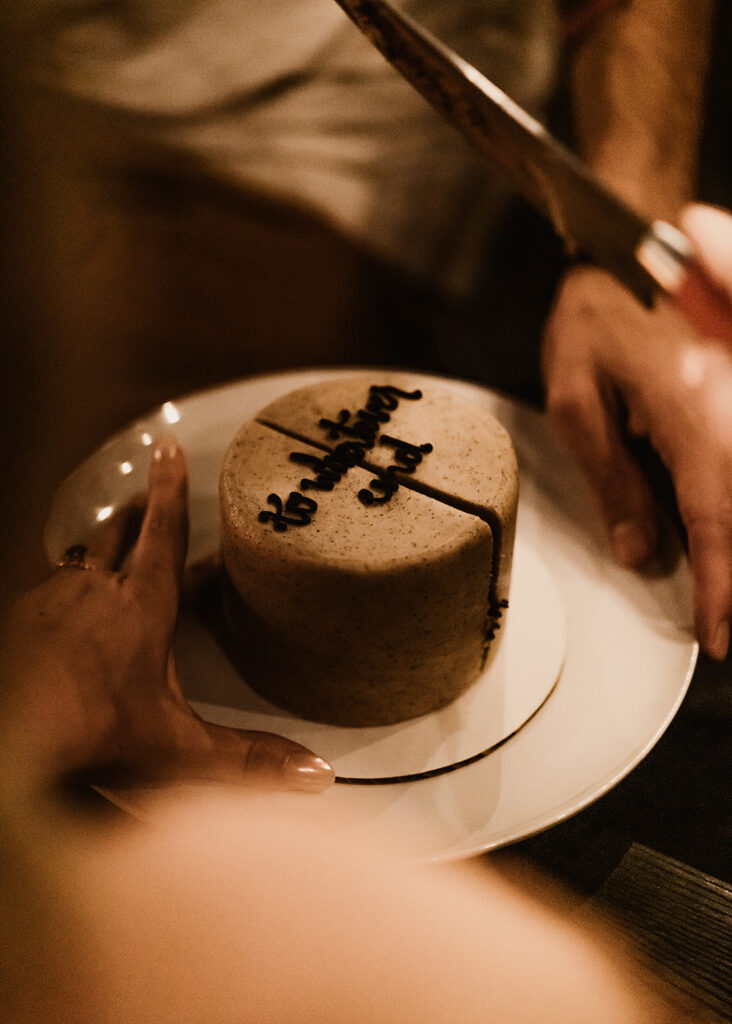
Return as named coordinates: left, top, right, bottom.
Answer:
left=219, top=375, right=518, bottom=726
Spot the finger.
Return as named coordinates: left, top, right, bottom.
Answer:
left=137, top=711, right=335, bottom=794
left=195, top=722, right=335, bottom=793
left=680, top=204, right=732, bottom=296
left=94, top=721, right=337, bottom=814
left=674, top=264, right=732, bottom=348
left=161, top=654, right=334, bottom=791
left=677, top=204, right=732, bottom=347
left=546, top=371, right=659, bottom=566
left=129, top=437, right=188, bottom=611
left=85, top=493, right=147, bottom=570
left=686, top=518, right=732, bottom=661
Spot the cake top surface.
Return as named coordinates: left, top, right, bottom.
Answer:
left=220, top=374, right=519, bottom=580
left=254, top=373, right=518, bottom=523
left=220, top=420, right=493, bottom=574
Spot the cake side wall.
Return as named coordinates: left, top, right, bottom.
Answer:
left=219, top=417, right=495, bottom=726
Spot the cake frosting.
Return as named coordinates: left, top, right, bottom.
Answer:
left=219, top=375, right=518, bottom=726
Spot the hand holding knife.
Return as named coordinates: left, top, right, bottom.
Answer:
left=332, top=0, right=732, bottom=345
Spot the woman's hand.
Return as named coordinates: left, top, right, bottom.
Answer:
left=541, top=205, right=732, bottom=661
left=0, top=439, right=334, bottom=806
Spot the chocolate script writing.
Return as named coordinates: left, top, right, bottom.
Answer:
left=258, top=384, right=433, bottom=530
left=258, top=492, right=318, bottom=532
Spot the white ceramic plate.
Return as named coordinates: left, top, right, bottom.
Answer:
left=46, top=368, right=697, bottom=862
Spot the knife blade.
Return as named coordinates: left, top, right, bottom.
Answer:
left=333, top=0, right=732, bottom=339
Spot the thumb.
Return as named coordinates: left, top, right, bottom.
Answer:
left=684, top=515, right=732, bottom=662
left=546, top=371, right=659, bottom=566
left=93, top=713, right=335, bottom=810
left=161, top=661, right=335, bottom=794
left=188, top=720, right=336, bottom=794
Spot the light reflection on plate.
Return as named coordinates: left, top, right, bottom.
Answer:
left=45, top=368, right=697, bottom=862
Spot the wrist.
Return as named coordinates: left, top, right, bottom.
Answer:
left=588, top=159, right=692, bottom=224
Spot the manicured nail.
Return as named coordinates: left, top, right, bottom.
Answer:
left=284, top=751, right=335, bottom=793
left=611, top=521, right=652, bottom=566
left=705, top=620, right=730, bottom=662
left=153, top=436, right=180, bottom=462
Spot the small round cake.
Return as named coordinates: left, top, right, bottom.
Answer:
left=219, top=374, right=518, bottom=726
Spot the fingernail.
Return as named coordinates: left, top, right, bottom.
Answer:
left=611, top=521, right=652, bottom=566
left=705, top=620, right=730, bottom=661
left=284, top=751, right=335, bottom=793
left=153, top=436, right=180, bottom=462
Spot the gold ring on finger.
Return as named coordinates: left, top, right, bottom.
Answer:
left=55, top=544, right=98, bottom=571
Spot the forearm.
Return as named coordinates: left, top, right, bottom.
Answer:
left=568, top=0, right=715, bottom=219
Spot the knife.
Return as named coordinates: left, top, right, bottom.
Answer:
left=333, top=0, right=732, bottom=341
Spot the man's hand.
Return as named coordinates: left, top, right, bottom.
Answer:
left=0, top=439, right=334, bottom=806
left=542, top=214, right=732, bottom=661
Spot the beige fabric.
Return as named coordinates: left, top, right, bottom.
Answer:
left=39, top=0, right=559, bottom=298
